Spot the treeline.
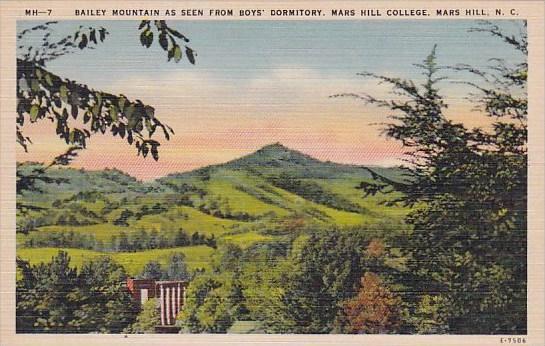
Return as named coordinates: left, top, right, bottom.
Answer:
left=111, top=229, right=216, bottom=252
left=16, top=252, right=138, bottom=333
left=268, top=172, right=364, bottom=213
left=113, top=203, right=168, bottom=226
left=16, top=251, right=194, bottom=333
left=23, top=230, right=101, bottom=250
left=176, top=230, right=405, bottom=334
left=23, top=228, right=217, bottom=252
left=137, top=253, right=193, bottom=281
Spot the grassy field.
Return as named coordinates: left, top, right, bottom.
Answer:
left=17, top=145, right=410, bottom=269
left=132, top=206, right=243, bottom=236
left=17, top=246, right=214, bottom=276
left=220, top=232, right=275, bottom=249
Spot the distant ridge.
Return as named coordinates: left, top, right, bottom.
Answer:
left=222, top=142, right=325, bottom=169
left=19, top=143, right=404, bottom=182
left=161, top=143, right=405, bottom=182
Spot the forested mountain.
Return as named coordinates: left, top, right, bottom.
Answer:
left=17, top=144, right=407, bottom=270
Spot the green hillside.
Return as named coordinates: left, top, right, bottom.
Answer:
left=17, top=143, right=409, bottom=276
left=18, top=246, right=213, bottom=276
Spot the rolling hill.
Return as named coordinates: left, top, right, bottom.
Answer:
left=16, top=143, right=410, bottom=274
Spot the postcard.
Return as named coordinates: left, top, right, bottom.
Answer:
left=1, top=1, right=543, bottom=345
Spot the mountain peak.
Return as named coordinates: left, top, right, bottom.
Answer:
left=255, top=142, right=295, bottom=156
left=224, top=143, right=322, bottom=169
left=259, top=142, right=289, bottom=151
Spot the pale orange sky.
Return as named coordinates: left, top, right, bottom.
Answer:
left=16, top=20, right=522, bottom=180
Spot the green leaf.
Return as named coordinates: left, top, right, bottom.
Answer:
left=155, top=20, right=165, bottom=30
left=138, top=21, right=148, bottom=30
left=142, top=30, right=153, bottom=48
left=126, top=105, right=137, bottom=128
left=109, top=105, right=118, bottom=122
left=99, top=28, right=106, bottom=41
left=71, top=104, right=78, bottom=118
left=92, top=104, right=100, bottom=117
left=29, top=105, right=40, bottom=121
left=144, top=106, right=154, bottom=119
left=173, top=46, right=182, bottom=63
left=31, top=78, right=40, bottom=92
left=142, top=143, right=149, bottom=157
left=185, top=47, right=196, bottom=64
left=78, top=34, right=88, bottom=49
left=151, top=144, right=159, bottom=161
left=159, top=32, right=168, bottom=51
left=145, top=118, right=152, bottom=133
left=140, top=30, right=147, bottom=47
left=89, top=29, right=97, bottom=44
left=125, top=104, right=134, bottom=118
left=59, top=85, right=68, bottom=102
left=45, top=73, right=53, bottom=87
left=118, top=96, right=126, bottom=111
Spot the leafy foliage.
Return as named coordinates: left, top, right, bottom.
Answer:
left=16, top=252, right=138, bottom=333
left=17, top=58, right=171, bottom=159
left=177, top=245, right=247, bottom=333
left=17, top=20, right=196, bottom=160
left=340, top=272, right=402, bottom=334
left=139, top=253, right=192, bottom=281
left=335, top=21, right=527, bottom=334
left=268, top=172, right=364, bottom=213
left=254, top=230, right=394, bottom=333
left=128, top=298, right=160, bottom=333
left=138, top=20, right=196, bottom=64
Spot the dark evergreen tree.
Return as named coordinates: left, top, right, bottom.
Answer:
left=117, top=231, right=131, bottom=251
left=335, top=21, right=527, bottom=334
left=139, top=260, right=164, bottom=281
left=165, top=253, right=190, bottom=281
left=174, top=229, right=190, bottom=247
left=16, top=252, right=138, bottom=333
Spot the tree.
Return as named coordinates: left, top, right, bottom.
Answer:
left=340, top=272, right=402, bottom=334
left=17, top=20, right=195, bottom=159
left=177, top=273, right=241, bottom=333
left=117, top=231, right=131, bottom=251
left=174, top=228, right=190, bottom=247
left=149, top=229, right=160, bottom=249
left=72, top=256, right=138, bottom=332
left=259, top=230, right=389, bottom=333
left=211, top=244, right=243, bottom=273
left=335, top=21, right=527, bottom=334
left=16, top=252, right=138, bottom=333
left=128, top=298, right=160, bottom=333
left=139, top=261, right=164, bottom=281
left=177, top=245, right=247, bottom=333
left=132, top=229, right=149, bottom=250
left=165, top=253, right=190, bottom=281
left=16, top=251, right=78, bottom=332
left=113, top=209, right=133, bottom=226
left=16, top=21, right=197, bottom=209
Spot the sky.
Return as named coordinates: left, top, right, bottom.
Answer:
left=17, top=20, right=526, bottom=180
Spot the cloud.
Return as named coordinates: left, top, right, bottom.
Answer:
left=26, top=65, right=483, bottom=179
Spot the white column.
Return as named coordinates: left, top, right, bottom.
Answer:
left=183, top=285, right=186, bottom=308
left=165, top=286, right=171, bottom=325
left=159, top=285, right=165, bottom=326
left=170, top=287, right=175, bottom=321
left=177, top=283, right=181, bottom=314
